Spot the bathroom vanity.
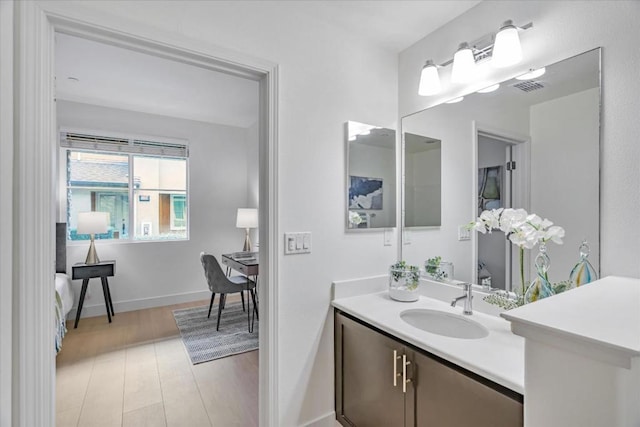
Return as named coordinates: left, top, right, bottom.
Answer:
left=332, top=281, right=524, bottom=427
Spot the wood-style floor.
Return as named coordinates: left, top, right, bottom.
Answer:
left=56, top=296, right=258, bottom=427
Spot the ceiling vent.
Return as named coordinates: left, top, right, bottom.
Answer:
left=512, top=80, right=545, bottom=92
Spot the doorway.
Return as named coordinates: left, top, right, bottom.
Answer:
left=54, top=31, right=262, bottom=425
left=473, top=126, right=530, bottom=292
left=11, top=3, right=278, bottom=425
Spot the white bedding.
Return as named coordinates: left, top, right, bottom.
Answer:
left=55, top=273, right=74, bottom=353
left=55, top=273, right=73, bottom=318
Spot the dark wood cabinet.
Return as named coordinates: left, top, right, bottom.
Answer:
left=335, top=310, right=523, bottom=427
left=336, top=309, right=405, bottom=426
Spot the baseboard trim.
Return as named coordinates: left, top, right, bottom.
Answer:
left=67, top=289, right=211, bottom=320
left=301, top=411, right=337, bottom=427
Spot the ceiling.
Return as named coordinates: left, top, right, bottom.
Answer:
left=293, top=1, right=481, bottom=52
left=55, top=2, right=480, bottom=128
left=55, top=33, right=260, bottom=128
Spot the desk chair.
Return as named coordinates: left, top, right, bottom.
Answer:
left=200, top=252, right=257, bottom=332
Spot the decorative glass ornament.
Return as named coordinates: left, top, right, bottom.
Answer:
left=570, top=240, right=598, bottom=287
left=524, top=243, right=555, bottom=303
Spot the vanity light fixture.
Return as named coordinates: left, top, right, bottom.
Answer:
left=451, top=43, right=476, bottom=83
left=417, top=19, right=533, bottom=96
left=516, top=67, right=546, bottom=80
left=492, top=20, right=523, bottom=68
left=418, top=60, right=441, bottom=96
left=477, top=83, right=500, bottom=93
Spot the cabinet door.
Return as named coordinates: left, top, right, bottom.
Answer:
left=336, top=312, right=406, bottom=427
left=406, top=349, right=523, bottom=427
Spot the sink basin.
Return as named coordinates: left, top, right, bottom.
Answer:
left=400, top=309, right=489, bottom=339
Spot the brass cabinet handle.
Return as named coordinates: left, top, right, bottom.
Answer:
left=402, top=354, right=412, bottom=393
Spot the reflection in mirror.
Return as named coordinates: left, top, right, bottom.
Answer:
left=401, top=48, right=600, bottom=291
left=346, top=121, right=396, bottom=230
left=403, top=133, right=441, bottom=227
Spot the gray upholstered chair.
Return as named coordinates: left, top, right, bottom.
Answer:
left=200, top=252, right=257, bottom=332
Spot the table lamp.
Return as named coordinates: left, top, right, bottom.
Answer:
left=77, top=211, right=110, bottom=264
left=236, top=208, right=258, bottom=252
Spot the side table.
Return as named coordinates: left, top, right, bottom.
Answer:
left=72, top=260, right=116, bottom=328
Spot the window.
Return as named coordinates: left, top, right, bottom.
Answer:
left=61, top=131, right=188, bottom=242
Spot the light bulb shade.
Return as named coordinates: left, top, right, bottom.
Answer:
left=492, top=23, right=522, bottom=68
left=418, top=61, right=441, bottom=96
left=236, top=208, right=258, bottom=229
left=77, top=212, right=110, bottom=235
left=451, top=43, right=476, bottom=83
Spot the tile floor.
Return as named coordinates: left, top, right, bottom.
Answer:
left=56, top=297, right=258, bottom=427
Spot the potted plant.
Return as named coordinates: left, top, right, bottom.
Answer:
left=424, top=256, right=453, bottom=281
left=388, top=261, right=420, bottom=302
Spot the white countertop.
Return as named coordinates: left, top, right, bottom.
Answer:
left=332, top=291, right=525, bottom=394
left=501, top=276, right=640, bottom=368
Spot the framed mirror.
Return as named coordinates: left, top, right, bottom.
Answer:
left=400, top=48, right=601, bottom=291
left=346, top=121, right=396, bottom=230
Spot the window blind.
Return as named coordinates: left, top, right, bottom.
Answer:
left=60, top=131, right=188, bottom=158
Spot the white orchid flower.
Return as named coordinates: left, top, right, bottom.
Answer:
left=479, top=208, right=502, bottom=230
left=472, top=220, right=488, bottom=234
left=499, top=208, right=528, bottom=233
left=348, top=211, right=362, bottom=225
left=544, top=226, right=565, bottom=244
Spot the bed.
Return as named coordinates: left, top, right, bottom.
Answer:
left=55, top=223, right=74, bottom=353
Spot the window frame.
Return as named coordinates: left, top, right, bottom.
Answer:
left=59, top=129, right=190, bottom=244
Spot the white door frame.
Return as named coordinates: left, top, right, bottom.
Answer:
left=0, top=2, right=14, bottom=426
left=12, top=2, right=279, bottom=426
left=472, top=121, right=530, bottom=291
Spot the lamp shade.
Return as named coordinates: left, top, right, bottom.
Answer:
left=236, top=208, right=258, bottom=229
left=77, top=212, right=110, bottom=235
left=451, top=42, right=476, bottom=83
left=492, top=21, right=522, bottom=68
left=418, top=60, right=441, bottom=96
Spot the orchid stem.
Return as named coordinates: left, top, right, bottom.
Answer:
left=519, top=246, right=525, bottom=296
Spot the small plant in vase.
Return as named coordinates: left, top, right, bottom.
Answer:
left=425, top=256, right=448, bottom=281
left=388, top=261, right=420, bottom=302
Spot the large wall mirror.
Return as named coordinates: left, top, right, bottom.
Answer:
left=403, top=132, right=441, bottom=227
left=401, top=48, right=601, bottom=291
left=346, top=121, right=396, bottom=230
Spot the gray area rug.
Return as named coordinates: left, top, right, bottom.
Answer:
left=173, top=301, right=258, bottom=364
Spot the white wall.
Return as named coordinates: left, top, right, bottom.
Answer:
left=405, top=146, right=441, bottom=227
left=57, top=100, right=252, bottom=314
left=530, top=88, right=600, bottom=283
left=44, top=2, right=400, bottom=425
left=246, top=122, right=260, bottom=247
left=399, top=0, right=640, bottom=280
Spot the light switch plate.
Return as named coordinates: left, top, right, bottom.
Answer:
left=284, top=232, right=311, bottom=254
left=458, top=225, right=471, bottom=241
left=384, top=228, right=393, bottom=246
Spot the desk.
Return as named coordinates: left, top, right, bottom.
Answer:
left=72, top=260, right=116, bottom=328
left=221, top=252, right=258, bottom=278
left=221, top=252, right=259, bottom=320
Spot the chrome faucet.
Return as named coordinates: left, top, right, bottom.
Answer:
left=451, top=283, right=473, bottom=315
